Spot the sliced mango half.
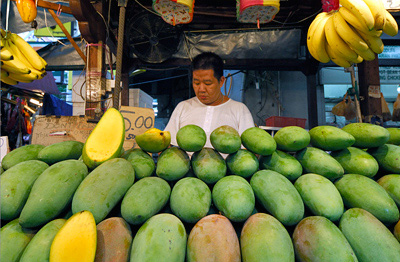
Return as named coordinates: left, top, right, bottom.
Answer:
left=82, top=108, right=125, bottom=169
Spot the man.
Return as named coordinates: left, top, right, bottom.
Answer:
left=164, top=52, right=254, bottom=150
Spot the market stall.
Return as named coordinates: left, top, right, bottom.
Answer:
left=1, top=0, right=400, bottom=261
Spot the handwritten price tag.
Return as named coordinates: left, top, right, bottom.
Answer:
left=31, top=107, right=155, bottom=151
left=1, top=136, right=9, bottom=162
left=120, top=106, right=155, bottom=150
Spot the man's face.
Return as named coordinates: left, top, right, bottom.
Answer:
left=192, top=69, right=225, bottom=106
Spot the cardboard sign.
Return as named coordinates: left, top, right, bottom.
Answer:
left=120, top=106, right=155, bottom=150
left=31, top=106, right=155, bottom=151
left=31, top=115, right=97, bottom=146
left=0, top=136, right=9, bottom=163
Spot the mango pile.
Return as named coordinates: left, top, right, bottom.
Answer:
left=1, top=108, right=400, bottom=262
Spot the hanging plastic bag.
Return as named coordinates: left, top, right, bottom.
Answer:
left=344, top=95, right=357, bottom=120
left=393, top=93, right=400, bottom=121
left=381, top=92, right=392, bottom=122
left=332, top=92, right=347, bottom=117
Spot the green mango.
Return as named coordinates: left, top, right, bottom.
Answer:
left=176, top=124, right=206, bottom=152
left=387, top=127, right=400, bottom=145
left=378, top=174, right=400, bottom=207
left=331, top=147, right=379, bottom=178
left=212, top=175, right=255, bottom=222
left=259, top=150, right=302, bottom=181
left=0, top=219, right=36, bottom=262
left=335, top=174, right=399, bottom=225
left=226, top=149, right=259, bottom=178
left=368, top=144, right=400, bottom=174
left=191, top=148, right=226, bottom=184
left=121, top=177, right=171, bottom=225
left=210, top=125, right=241, bottom=154
left=38, top=141, right=84, bottom=165
left=309, top=125, right=355, bottom=151
left=122, top=148, right=155, bottom=180
left=241, top=213, right=294, bottom=262
left=72, top=158, right=135, bottom=224
left=241, top=127, right=276, bottom=155
left=250, top=170, right=304, bottom=226
left=19, top=219, right=66, bottom=262
left=1, top=160, right=49, bottom=221
left=273, top=126, right=310, bottom=152
left=294, top=173, right=344, bottom=222
left=293, top=216, right=357, bottom=262
left=156, top=147, right=190, bottom=181
left=130, top=214, right=187, bottom=262
left=2, top=144, right=45, bottom=170
left=296, top=147, right=344, bottom=181
left=340, top=208, right=400, bottom=261
left=342, top=123, right=390, bottom=148
left=170, top=177, right=211, bottom=223
left=19, top=160, right=88, bottom=228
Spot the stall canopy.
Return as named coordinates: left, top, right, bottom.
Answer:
left=36, top=28, right=301, bottom=70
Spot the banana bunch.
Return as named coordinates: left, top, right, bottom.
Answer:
left=307, top=0, right=398, bottom=68
left=1, top=29, right=47, bottom=85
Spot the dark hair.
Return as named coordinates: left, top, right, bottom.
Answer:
left=191, top=52, right=224, bottom=80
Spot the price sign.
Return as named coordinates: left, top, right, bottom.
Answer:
left=31, top=107, right=155, bottom=151
left=0, top=136, right=9, bottom=163
left=120, top=106, right=155, bottom=150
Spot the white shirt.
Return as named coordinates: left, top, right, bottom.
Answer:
left=164, top=97, right=255, bottom=149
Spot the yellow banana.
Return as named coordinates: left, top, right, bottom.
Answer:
left=1, top=68, right=9, bottom=78
left=325, top=13, right=358, bottom=62
left=6, top=38, right=35, bottom=69
left=354, top=47, right=376, bottom=61
left=358, top=30, right=384, bottom=54
left=0, top=38, right=4, bottom=48
left=1, top=58, right=31, bottom=74
left=310, top=12, right=332, bottom=63
left=8, top=71, right=37, bottom=82
left=1, top=48, right=14, bottom=61
left=326, top=42, right=352, bottom=68
left=383, top=10, right=398, bottom=37
left=362, top=0, right=386, bottom=30
left=353, top=55, right=363, bottom=63
left=339, top=0, right=375, bottom=31
left=307, top=12, right=330, bottom=62
left=29, top=67, right=46, bottom=79
left=338, top=6, right=382, bottom=37
left=9, top=33, right=46, bottom=70
left=1, top=69, right=19, bottom=85
left=333, top=11, right=369, bottom=52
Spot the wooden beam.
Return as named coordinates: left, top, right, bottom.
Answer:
left=306, top=74, right=318, bottom=128
left=358, top=54, right=383, bottom=124
left=69, top=0, right=105, bottom=43
left=48, top=9, right=87, bottom=63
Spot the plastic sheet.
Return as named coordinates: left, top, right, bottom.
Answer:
left=175, top=29, right=301, bottom=60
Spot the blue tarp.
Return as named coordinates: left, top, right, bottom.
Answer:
left=42, top=94, right=72, bottom=116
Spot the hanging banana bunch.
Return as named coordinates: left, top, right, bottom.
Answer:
left=0, top=29, right=47, bottom=85
left=307, top=0, right=398, bottom=67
